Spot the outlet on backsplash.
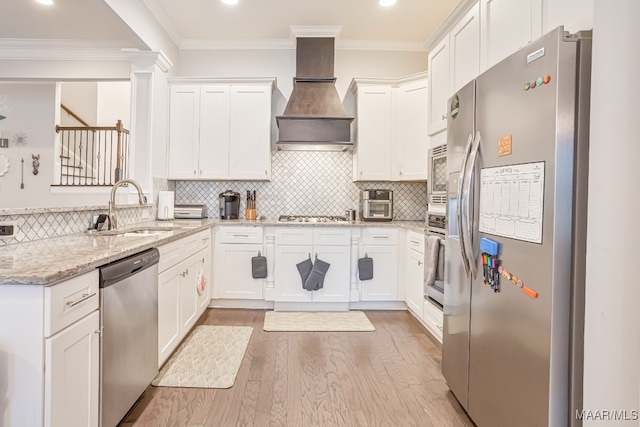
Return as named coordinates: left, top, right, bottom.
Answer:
left=0, top=221, right=16, bottom=239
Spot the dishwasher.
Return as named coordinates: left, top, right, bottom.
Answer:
left=99, top=247, right=160, bottom=427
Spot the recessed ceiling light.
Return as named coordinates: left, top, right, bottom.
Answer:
left=379, top=0, right=396, bottom=6
left=36, top=0, right=54, bottom=5
left=221, top=0, right=238, bottom=4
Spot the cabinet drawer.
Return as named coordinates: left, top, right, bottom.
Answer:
left=275, top=228, right=313, bottom=245
left=198, top=229, right=212, bottom=250
left=313, top=228, right=351, bottom=246
left=423, top=299, right=443, bottom=328
left=158, top=232, right=199, bottom=273
left=218, top=226, right=263, bottom=244
left=44, top=270, right=99, bottom=337
left=406, top=231, right=425, bottom=254
left=361, top=227, right=398, bottom=245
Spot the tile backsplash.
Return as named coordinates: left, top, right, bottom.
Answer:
left=176, top=151, right=427, bottom=220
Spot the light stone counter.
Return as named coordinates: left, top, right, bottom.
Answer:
left=0, top=218, right=426, bottom=286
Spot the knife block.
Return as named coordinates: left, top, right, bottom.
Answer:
left=245, top=208, right=256, bottom=220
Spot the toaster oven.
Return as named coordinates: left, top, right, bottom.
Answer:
left=361, top=189, right=393, bottom=221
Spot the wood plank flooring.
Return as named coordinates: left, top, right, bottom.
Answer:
left=120, top=309, right=474, bottom=427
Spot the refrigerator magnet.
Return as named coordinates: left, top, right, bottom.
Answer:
left=498, top=135, right=512, bottom=157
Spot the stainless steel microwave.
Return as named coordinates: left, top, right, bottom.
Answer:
left=361, top=189, right=393, bottom=221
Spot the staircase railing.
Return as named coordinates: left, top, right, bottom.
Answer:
left=54, top=120, right=130, bottom=186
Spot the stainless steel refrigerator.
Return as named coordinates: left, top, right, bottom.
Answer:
left=442, top=27, right=591, bottom=427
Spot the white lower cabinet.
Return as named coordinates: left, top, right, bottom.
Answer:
left=405, top=231, right=425, bottom=318
left=423, top=298, right=444, bottom=343
left=359, top=228, right=399, bottom=301
left=45, top=310, right=99, bottom=427
left=0, top=269, right=100, bottom=427
left=158, top=230, right=212, bottom=367
left=274, top=228, right=350, bottom=303
left=214, top=226, right=265, bottom=300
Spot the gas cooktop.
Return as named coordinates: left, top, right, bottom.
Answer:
left=278, top=215, right=349, bottom=223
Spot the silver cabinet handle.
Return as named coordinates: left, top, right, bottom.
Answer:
left=193, top=170, right=196, bottom=175
left=418, top=260, right=423, bottom=266
left=66, top=292, right=97, bottom=307
left=373, top=236, right=390, bottom=239
left=410, top=239, right=419, bottom=244
left=233, top=234, right=249, bottom=237
left=442, top=114, right=447, bottom=120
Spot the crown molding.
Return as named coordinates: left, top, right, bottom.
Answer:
left=121, top=48, right=173, bottom=72
left=0, top=38, right=134, bottom=61
left=289, top=26, right=343, bottom=39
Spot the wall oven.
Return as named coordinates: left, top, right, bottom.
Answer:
left=424, top=212, right=446, bottom=307
left=428, top=144, right=447, bottom=210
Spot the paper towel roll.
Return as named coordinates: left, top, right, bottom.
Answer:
left=158, top=191, right=175, bottom=220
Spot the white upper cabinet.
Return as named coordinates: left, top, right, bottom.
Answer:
left=427, top=37, right=451, bottom=135
left=450, top=2, right=481, bottom=93
left=168, top=79, right=275, bottom=181
left=168, top=86, right=200, bottom=179
left=542, top=0, right=594, bottom=34
left=351, top=84, right=393, bottom=181
left=393, top=78, right=429, bottom=181
left=199, top=86, right=230, bottom=179
left=480, top=0, right=543, bottom=72
left=347, top=74, right=429, bottom=182
left=229, top=86, right=272, bottom=180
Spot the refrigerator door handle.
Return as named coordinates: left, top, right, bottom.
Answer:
left=457, top=132, right=474, bottom=277
left=462, top=130, right=482, bottom=279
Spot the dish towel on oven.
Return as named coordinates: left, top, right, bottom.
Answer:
left=424, top=235, right=443, bottom=286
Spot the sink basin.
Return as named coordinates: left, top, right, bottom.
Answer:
left=95, top=226, right=185, bottom=237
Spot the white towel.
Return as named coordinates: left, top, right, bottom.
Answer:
left=424, top=235, right=442, bottom=286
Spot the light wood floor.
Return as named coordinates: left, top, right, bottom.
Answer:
left=120, top=309, right=475, bottom=427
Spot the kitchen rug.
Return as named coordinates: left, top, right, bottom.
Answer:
left=151, top=325, right=253, bottom=389
left=263, top=310, right=375, bottom=332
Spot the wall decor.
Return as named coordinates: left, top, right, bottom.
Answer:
left=0, top=94, right=10, bottom=120
left=12, top=132, right=27, bottom=147
left=0, top=153, right=9, bottom=176
left=32, top=154, right=40, bottom=175
left=20, top=158, right=24, bottom=189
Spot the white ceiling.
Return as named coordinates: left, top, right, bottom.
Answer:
left=1, top=0, right=460, bottom=51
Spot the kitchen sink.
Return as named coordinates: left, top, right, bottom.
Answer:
left=92, top=226, right=186, bottom=237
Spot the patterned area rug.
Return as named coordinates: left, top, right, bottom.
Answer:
left=263, top=310, right=375, bottom=332
left=152, top=325, right=253, bottom=389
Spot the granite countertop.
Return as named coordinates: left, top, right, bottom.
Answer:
left=0, top=218, right=426, bottom=286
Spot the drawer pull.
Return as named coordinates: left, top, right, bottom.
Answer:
left=373, top=236, right=390, bottom=239
left=410, top=239, right=420, bottom=244
left=66, top=292, right=96, bottom=308
left=232, top=234, right=250, bottom=237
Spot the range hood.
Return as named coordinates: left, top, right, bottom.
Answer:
left=276, top=37, right=354, bottom=151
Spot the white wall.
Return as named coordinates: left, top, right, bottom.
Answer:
left=583, top=0, right=640, bottom=424
left=177, top=48, right=428, bottom=101
left=543, top=0, right=594, bottom=34
left=61, top=82, right=99, bottom=126
left=97, top=81, right=131, bottom=128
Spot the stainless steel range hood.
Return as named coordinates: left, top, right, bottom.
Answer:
left=276, top=37, right=354, bottom=151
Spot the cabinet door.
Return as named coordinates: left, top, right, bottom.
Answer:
left=450, top=2, right=481, bottom=93
left=394, top=80, right=429, bottom=181
left=405, top=248, right=425, bottom=317
left=274, top=245, right=314, bottom=302
left=45, top=310, right=99, bottom=427
left=197, top=246, right=212, bottom=314
left=158, top=263, right=181, bottom=366
left=354, top=86, right=392, bottom=181
left=360, top=245, right=399, bottom=301
left=428, top=37, right=451, bottom=135
left=199, top=85, right=230, bottom=179
left=168, top=86, right=199, bottom=179
left=312, top=245, right=351, bottom=303
left=217, top=243, right=265, bottom=300
left=228, top=85, right=272, bottom=180
left=480, top=0, right=543, bottom=72
left=180, top=254, right=201, bottom=333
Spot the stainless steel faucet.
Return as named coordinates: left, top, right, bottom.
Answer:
left=107, top=179, right=147, bottom=230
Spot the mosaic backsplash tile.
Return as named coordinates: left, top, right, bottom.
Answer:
left=176, top=151, right=427, bottom=221
left=0, top=176, right=171, bottom=246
